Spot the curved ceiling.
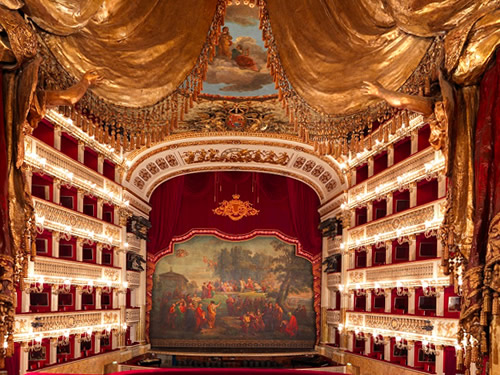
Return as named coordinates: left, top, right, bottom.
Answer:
left=25, top=0, right=498, bottom=146
left=123, top=134, right=347, bottom=203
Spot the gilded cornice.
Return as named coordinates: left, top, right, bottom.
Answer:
left=125, top=135, right=344, bottom=184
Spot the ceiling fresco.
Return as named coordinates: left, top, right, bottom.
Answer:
left=203, top=4, right=276, bottom=97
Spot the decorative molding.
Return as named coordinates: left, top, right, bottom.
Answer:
left=125, top=308, right=140, bottom=323
left=124, top=137, right=346, bottom=203
left=327, top=236, right=342, bottom=255
left=346, top=259, right=447, bottom=289
left=345, top=312, right=458, bottom=345
left=182, top=148, right=290, bottom=166
left=326, top=310, right=341, bottom=325
left=126, top=271, right=140, bottom=287
left=347, top=147, right=443, bottom=209
left=327, top=273, right=342, bottom=287
left=346, top=199, right=444, bottom=248
left=25, top=136, right=126, bottom=207
left=29, top=257, right=121, bottom=286
left=33, top=197, right=121, bottom=246
left=14, top=310, right=120, bottom=341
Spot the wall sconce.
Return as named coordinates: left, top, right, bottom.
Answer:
left=373, top=334, right=384, bottom=346
left=421, top=340, right=436, bottom=355
left=117, top=281, right=128, bottom=295
left=117, top=323, right=128, bottom=337
left=395, top=336, right=408, bottom=350
left=102, top=280, right=112, bottom=294
left=35, top=215, right=45, bottom=234
left=25, top=278, right=44, bottom=294
left=82, top=281, right=94, bottom=295
left=422, top=281, right=439, bottom=297
left=396, top=281, right=409, bottom=296
left=52, top=279, right=71, bottom=295
left=355, top=284, right=366, bottom=297
left=373, top=283, right=385, bottom=296
left=29, top=336, right=43, bottom=352
left=57, top=332, right=70, bottom=347
left=354, top=329, right=368, bottom=341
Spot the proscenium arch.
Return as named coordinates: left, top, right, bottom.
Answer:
left=123, top=134, right=347, bottom=203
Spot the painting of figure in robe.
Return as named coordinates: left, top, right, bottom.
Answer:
left=204, top=3, right=274, bottom=96
left=151, top=234, right=316, bottom=348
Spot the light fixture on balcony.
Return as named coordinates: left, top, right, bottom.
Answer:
left=82, top=281, right=94, bottom=295
left=338, top=324, right=344, bottom=333
left=373, top=333, right=384, bottom=346
left=422, top=281, right=439, bottom=297
left=396, top=281, right=409, bottom=296
left=61, top=227, right=72, bottom=241
left=35, top=215, right=45, bottom=234
left=25, top=278, right=44, bottom=294
left=102, top=280, right=112, bottom=294
left=29, top=336, right=43, bottom=352
left=395, top=336, right=408, bottom=350
left=57, top=332, right=70, bottom=347
left=52, top=279, right=71, bottom=295
left=81, top=330, right=92, bottom=343
left=354, top=329, right=367, bottom=341
left=421, top=340, right=436, bottom=355
left=117, top=323, right=128, bottom=337
left=355, top=284, right=366, bottom=297
left=118, top=281, right=129, bottom=295
left=373, top=283, right=385, bottom=296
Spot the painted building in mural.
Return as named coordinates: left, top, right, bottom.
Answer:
left=151, top=235, right=316, bottom=348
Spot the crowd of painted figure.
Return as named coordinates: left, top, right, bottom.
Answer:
left=160, top=279, right=308, bottom=337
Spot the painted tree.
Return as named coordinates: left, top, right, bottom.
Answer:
left=271, top=240, right=312, bottom=307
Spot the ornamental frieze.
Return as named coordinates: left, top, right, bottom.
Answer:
left=182, top=148, right=290, bottom=166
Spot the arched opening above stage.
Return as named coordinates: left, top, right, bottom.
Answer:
left=123, top=136, right=347, bottom=204
left=146, top=171, right=323, bottom=350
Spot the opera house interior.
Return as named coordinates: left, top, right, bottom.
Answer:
left=0, top=1, right=499, bottom=375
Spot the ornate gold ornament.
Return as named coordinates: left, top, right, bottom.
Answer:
left=212, top=194, right=259, bottom=221
left=182, top=148, right=290, bottom=166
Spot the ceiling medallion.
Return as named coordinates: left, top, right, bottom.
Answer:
left=212, top=194, right=259, bottom=221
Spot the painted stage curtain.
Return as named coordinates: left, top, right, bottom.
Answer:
left=148, top=172, right=322, bottom=259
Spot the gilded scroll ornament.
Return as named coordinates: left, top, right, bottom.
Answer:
left=182, top=148, right=290, bottom=166
left=212, top=194, right=259, bottom=221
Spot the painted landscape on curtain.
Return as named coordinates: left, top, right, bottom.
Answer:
left=151, top=235, right=315, bottom=348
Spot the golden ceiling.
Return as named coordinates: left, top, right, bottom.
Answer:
left=2, top=0, right=499, bottom=144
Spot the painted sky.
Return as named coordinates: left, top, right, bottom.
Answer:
left=202, top=4, right=275, bottom=97
left=155, top=235, right=294, bottom=286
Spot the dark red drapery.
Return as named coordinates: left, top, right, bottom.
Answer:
left=147, top=172, right=322, bottom=260
left=471, top=51, right=500, bottom=263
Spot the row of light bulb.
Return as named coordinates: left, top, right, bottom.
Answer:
left=46, top=110, right=124, bottom=166
left=345, top=154, right=445, bottom=209
left=25, top=148, right=130, bottom=209
left=343, top=217, right=443, bottom=250
left=347, top=114, right=423, bottom=168
left=35, top=214, right=119, bottom=246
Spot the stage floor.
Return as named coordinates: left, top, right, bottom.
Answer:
left=123, top=351, right=339, bottom=369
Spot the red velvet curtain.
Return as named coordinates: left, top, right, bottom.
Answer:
left=148, top=172, right=322, bottom=259
left=471, top=51, right=500, bottom=261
